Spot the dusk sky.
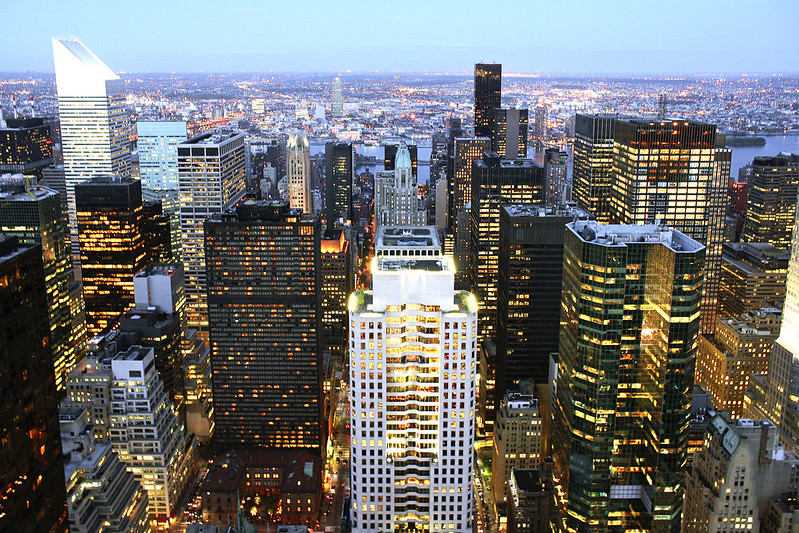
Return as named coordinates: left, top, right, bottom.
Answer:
left=2, top=0, right=798, bottom=75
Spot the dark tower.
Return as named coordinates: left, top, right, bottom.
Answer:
left=325, top=141, right=354, bottom=224
left=474, top=63, right=501, bottom=138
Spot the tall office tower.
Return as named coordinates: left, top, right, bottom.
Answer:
left=321, top=228, right=353, bottom=358
left=720, top=242, right=788, bottom=317
left=469, top=152, right=545, bottom=344
left=496, top=204, right=590, bottom=441
left=384, top=143, right=419, bottom=176
left=491, top=108, right=528, bottom=159
left=683, top=414, right=799, bottom=533
left=68, top=339, right=196, bottom=521
left=349, top=228, right=477, bottom=533
left=696, top=309, right=780, bottom=419
left=534, top=104, right=548, bottom=139
left=331, top=76, right=343, bottom=118
left=450, top=136, right=491, bottom=229
left=142, top=200, right=172, bottom=262
left=431, top=131, right=448, bottom=184
left=137, top=121, right=187, bottom=260
left=60, top=407, right=150, bottom=533
left=0, top=237, right=67, bottom=532
left=0, top=117, right=54, bottom=179
left=52, top=37, right=131, bottom=261
left=76, top=176, right=146, bottom=335
left=205, top=201, right=322, bottom=449
left=572, top=114, right=616, bottom=222
left=374, top=142, right=427, bottom=226
left=491, top=392, right=543, bottom=507
left=0, top=178, right=77, bottom=391
left=178, top=132, right=245, bottom=333
left=543, top=148, right=568, bottom=205
left=184, top=327, right=214, bottom=440
left=325, top=141, right=354, bottom=223
left=554, top=220, right=704, bottom=533
left=507, top=467, right=556, bottom=533
left=435, top=176, right=448, bottom=231
left=287, top=133, right=312, bottom=213
left=610, top=118, right=728, bottom=334
left=474, top=63, right=501, bottom=138
left=742, top=154, right=799, bottom=249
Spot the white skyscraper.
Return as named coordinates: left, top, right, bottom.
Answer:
left=287, top=133, right=312, bottom=213
left=332, top=77, right=343, bottom=118
left=52, top=37, right=131, bottom=259
left=177, top=132, right=245, bottom=333
left=349, top=226, right=477, bottom=533
left=375, top=143, right=426, bottom=226
left=137, top=121, right=187, bottom=260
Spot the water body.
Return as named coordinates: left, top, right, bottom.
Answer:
left=728, top=135, right=799, bottom=179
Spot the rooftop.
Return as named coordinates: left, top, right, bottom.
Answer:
left=503, top=203, right=592, bottom=220
left=375, top=225, right=440, bottom=249
left=569, top=220, right=704, bottom=253
left=135, top=263, right=181, bottom=278
left=182, top=132, right=241, bottom=145
left=0, top=175, right=58, bottom=201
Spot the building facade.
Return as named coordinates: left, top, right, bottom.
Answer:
left=450, top=137, right=490, bottom=230
left=572, top=114, right=616, bottom=222
left=554, top=220, right=705, bottom=533
left=205, top=201, right=322, bottom=449
left=491, top=108, right=528, bottom=160
left=349, top=230, right=477, bottom=532
left=0, top=117, right=54, bottom=179
left=325, top=141, right=354, bottom=223
left=741, top=154, right=799, bottom=250
left=374, top=142, right=426, bottom=226
left=720, top=242, right=788, bottom=318
left=287, top=133, right=312, bottom=213
left=178, top=132, right=246, bottom=333
left=474, top=63, right=501, bottom=138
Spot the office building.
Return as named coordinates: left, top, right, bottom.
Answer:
left=720, top=242, right=788, bottom=318
left=507, top=466, right=556, bottom=533
left=469, top=153, right=545, bottom=344
left=142, top=199, right=172, bottom=262
left=349, top=228, right=477, bottom=533
left=554, top=220, right=704, bottom=532
left=683, top=414, right=799, bottom=533
left=178, top=132, right=246, bottom=333
left=491, top=108, right=528, bottom=160
left=67, top=341, right=196, bottom=521
left=431, top=131, right=448, bottom=185
left=0, top=237, right=67, bottom=532
left=474, top=63, right=501, bottom=138
left=136, top=121, right=187, bottom=260
left=0, top=177, right=78, bottom=391
left=60, top=407, right=150, bottom=533
left=52, top=38, right=131, bottom=261
left=384, top=142, right=418, bottom=176
left=0, top=117, right=54, bottom=179
left=205, top=201, right=322, bottom=449
left=696, top=309, right=780, bottom=418
left=534, top=103, right=548, bottom=138
left=434, top=176, right=448, bottom=231
left=76, top=176, right=146, bottom=335
left=572, top=114, right=616, bottom=221
left=287, top=133, right=312, bottom=213
left=742, top=154, right=799, bottom=249
left=321, top=228, right=353, bottom=358
left=451, top=137, right=490, bottom=230
left=491, top=392, right=543, bottom=507
left=184, top=327, right=214, bottom=440
left=543, top=148, right=568, bottom=205
left=325, top=141, right=354, bottom=223
left=332, top=77, right=343, bottom=118
left=374, top=142, right=426, bottom=226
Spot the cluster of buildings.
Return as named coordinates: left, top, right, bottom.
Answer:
left=3, top=35, right=799, bottom=533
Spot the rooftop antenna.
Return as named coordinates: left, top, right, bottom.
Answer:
left=657, top=93, right=667, bottom=120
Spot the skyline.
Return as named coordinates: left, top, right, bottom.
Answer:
left=2, top=0, right=798, bottom=75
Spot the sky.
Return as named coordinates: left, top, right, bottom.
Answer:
left=2, top=0, right=798, bottom=75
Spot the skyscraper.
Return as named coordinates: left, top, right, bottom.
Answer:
left=320, top=228, right=353, bottom=358
left=75, top=176, right=146, bottom=335
left=349, top=227, right=477, bottom=533
left=474, top=63, right=501, bottom=138
left=205, top=201, right=322, bottom=449
left=325, top=141, right=354, bottom=223
left=331, top=76, right=343, bottom=118
left=572, top=114, right=616, bottom=222
left=52, top=37, right=131, bottom=261
left=741, top=154, right=799, bottom=249
left=451, top=136, right=491, bottom=229
left=534, top=103, right=549, bottom=138
left=287, top=133, right=312, bottom=213
left=491, top=107, right=528, bottom=159
left=178, top=132, right=245, bottom=333
left=136, top=121, right=187, bottom=260
left=469, top=153, right=545, bottom=343
left=719, top=242, right=788, bottom=318
left=0, top=117, right=54, bottom=179
left=0, top=177, right=78, bottom=391
left=0, top=236, right=67, bottom=532
left=384, top=143, right=419, bottom=176
left=554, top=220, right=704, bottom=533
left=374, top=142, right=426, bottom=226
left=543, top=147, right=568, bottom=205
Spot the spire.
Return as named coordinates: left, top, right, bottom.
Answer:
left=52, top=37, right=120, bottom=97
left=394, top=142, right=412, bottom=171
